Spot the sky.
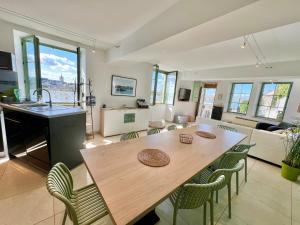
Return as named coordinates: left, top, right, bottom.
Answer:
left=39, top=45, right=77, bottom=83
left=27, top=42, right=77, bottom=84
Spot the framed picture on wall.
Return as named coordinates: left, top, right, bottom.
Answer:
left=111, top=75, right=137, bottom=97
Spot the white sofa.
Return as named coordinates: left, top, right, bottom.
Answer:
left=250, top=129, right=285, bottom=165
left=196, top=117, right=286, bottom=166
left=197, top=117, right=253, bottom=144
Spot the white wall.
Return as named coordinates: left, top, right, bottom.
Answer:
left=86, top=50, right=152, bottom=131
left=172, top=78, right=197, bottom=120
left=147, top=73, right=197, bottom=123
left=0, top=19, right=153, bottom=132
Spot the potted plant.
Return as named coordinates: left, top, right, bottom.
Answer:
left=282, top=126, right=300, bottom=181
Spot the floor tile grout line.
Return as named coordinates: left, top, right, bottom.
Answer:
left=214, top=160, right=258, bottom=225
left=215, top=204, right=228, bottom=225
left=53, top=197, right=55, bottom=225
left=32, top=215, right=54, bottom=225
left=0, top=182, right=46, bottom=201
left=0, top=162, right=8, bottom=181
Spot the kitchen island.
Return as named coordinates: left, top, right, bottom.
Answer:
left=0, top=103, right=86, bottom=171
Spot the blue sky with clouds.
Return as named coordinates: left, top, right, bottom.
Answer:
left=39, top=45, right=77, bottom=83
left=28, top=44, right=77, bottom=84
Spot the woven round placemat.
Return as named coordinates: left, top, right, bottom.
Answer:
left=195, top=130, right=216, bottom=139
left=138, top=149, right=170, bottom=167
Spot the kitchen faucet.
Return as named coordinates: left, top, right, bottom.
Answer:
left=33, top=88, right=52, bottom=107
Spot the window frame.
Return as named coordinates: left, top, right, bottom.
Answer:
left=151, top=66, right=178, bottom=106
left=22, top=36, right=81, bottom=105
left=227, top=82, right=253, bottom=115
left=255, top=82, right=293, bottom=121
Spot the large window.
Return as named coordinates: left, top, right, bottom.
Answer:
left=39, top=44, right=78, bottom=103
left=256, top=82, right=292, bottom=120
left=228, top=83, right=253, bottom=114
left=150, top=65, right=177, bottom=105
left=22, top=35, right=80, bottom=104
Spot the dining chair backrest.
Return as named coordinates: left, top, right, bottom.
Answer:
left=232, top=143, right=256, bottom=154
left=219, top=151, right=247, bottom=169
left=208, top=162, right=244, bottom=188
left=46, top=163, right=78, bottom=223
left=174, top=175, right=225, bottom=210
left=217, top=124, right=238, bottom=132
left=120, top=131, right=139, bottom=141
left=182, top=123, right=189, bottom=128
left=167, top=125, right=177, bottom=131
left=147, top=128, right=161, bottom=135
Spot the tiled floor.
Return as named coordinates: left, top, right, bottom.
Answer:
left=0, top=125, right=299, bottom=225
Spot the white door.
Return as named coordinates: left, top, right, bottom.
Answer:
left=199, top=88, right=216, bottom=118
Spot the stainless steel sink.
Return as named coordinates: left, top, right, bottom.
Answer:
left=27, top=105, right=71, bottom=112
left=11, top=103, right=48, bottom=108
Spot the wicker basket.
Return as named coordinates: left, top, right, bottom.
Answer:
left=179, top=134, right=193, bottom=144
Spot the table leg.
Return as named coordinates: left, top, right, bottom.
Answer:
left=133, top=210, right=160, bottom=225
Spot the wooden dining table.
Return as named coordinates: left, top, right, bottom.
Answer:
left=80, top=124, right=246, bottom=225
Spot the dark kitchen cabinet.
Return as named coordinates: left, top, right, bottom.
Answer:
left=3, top=108, right=86, bottom=171
left=0, top=51, right=14, bottom=71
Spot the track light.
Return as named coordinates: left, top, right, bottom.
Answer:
left=91, top=39, right=96, bottom=53
left=241, top=42, right=246, bottom=49
left=240, top=36, right=247, bottom=49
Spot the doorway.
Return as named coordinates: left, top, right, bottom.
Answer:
left=198, top=84, right=217, bottom=118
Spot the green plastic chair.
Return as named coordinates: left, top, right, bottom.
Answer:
left=217, top=124, right=237, bottom=132
left=170, top=175, right=225, bottom=225
left=120, top=131, right=139, bottom=141
left=46, top=163, right=108, bottom=225
left=231, top=143, right=256, bottom=190
left=194, top=151, right=246, bottom=219
left=147, top=128, right=161, bottom=135
left=167, top=125, right=177, bottom=131
left=182, top=123, right=189, bottom=128
left=218, top=151, right=248, bottom=196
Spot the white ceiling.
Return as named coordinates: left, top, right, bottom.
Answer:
left=152, top=22, right=300, bottom=71
left=1, top=0, right=300, bottom=79
left=0, top=0, right=179, bottom=48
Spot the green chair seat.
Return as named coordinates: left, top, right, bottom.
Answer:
left=182, top=123, right=189, bottom=128
left=73, top=184, right=108, bottom=225
left=231, top=143, right=256, bottom=190
left=47, top=163, right=108, bottom=225
left=170, top=175, right=225, bottom=225
left=147, top=128, right=161, bottom=135
left=194, top=150, right=247, bottom=219
left=120, top=131, right=139, bottom=141
left=194, top=162, right=244, bottom=219
left=217, top=124, right=237, bottom=132
left=167, top=125, right=177, bottom=131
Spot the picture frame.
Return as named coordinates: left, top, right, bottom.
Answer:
left=111, top=75, right=137, bottom=97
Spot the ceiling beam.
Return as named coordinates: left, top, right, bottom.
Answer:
left=106, top=0, right=257, bottom=62
left=107, top=0, right=300, bottom=65
left=181, top=60, right=300, bottom=81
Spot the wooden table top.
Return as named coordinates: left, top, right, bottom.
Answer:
left=81, top=124, right=246, bottom=225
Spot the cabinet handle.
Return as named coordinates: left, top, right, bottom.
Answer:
left=5, top=118, right=22, bottom=124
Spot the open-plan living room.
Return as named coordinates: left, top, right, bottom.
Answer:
left=0, top=0, right=300, bottom=225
